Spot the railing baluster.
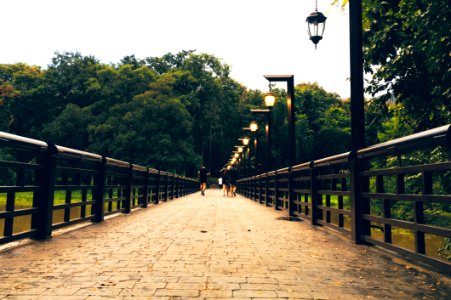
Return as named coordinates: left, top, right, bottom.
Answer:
left=310, top=163, right=318, bottom=225
left=377, top=175, right=392, bottom=243
left=350, top=157, right=370, bottom=243
left=416, top=171, right=430, bottom=254
left=288, top=168, right=294, bottom=217
left=123, top=164, right=132, bottom=213
left=155, top=171, right=161, bottom=204
left=164, top=173, right=169, bottom=202
left=274, top=171, right=279, bottom=210
left=265, top=173, right=269, bottom=206
left=32, top=145, right=58, bottom=240
left=338, top=176, right=345, bottom=228
left=141, top=168, right=149, bottom=208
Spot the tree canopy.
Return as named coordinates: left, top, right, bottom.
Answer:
left=1, top=0, right=449, bottom=178
left=334, top=0, right=450, bottom=132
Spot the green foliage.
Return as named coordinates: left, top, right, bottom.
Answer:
left=42, top=104, right=93, bottom=149
left=0, top=51, right=252, bottom=177
left=334, top=0, right=450, bottom=130
left=367, top=0, right=451, bottom=130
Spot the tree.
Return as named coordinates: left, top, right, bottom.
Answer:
left=45, top=52, right=103, bottom=109
left=334, top=0, right=450, bottom=130
left=42, top=104, right=93, bottom=149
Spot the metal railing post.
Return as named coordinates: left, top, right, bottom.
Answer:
left=350, top=157, right=369, bottom=243
left=265, top=173, right=269, bottom=206
left=164, top=173, right=169, bottom=201
left=155, top=170, right=161, bottom=204
left=274, top=171, right=279, bottom=210
left=92, top=157, right=107, bottom=222
left=310, top=163, right=318, bottom=225
left=288, top=168, right=295, bottom=217
left=123, top=164, right=132, bottom=213
left=32, top=144, right=58, bottom=240
left=141, top=168, right=150, bottom=208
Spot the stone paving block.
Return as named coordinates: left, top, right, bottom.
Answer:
left=73, top=287, right=123, bottom=296
left=239, top=283, right=284, bottom=291
left=165, top=282, right=206, bottom=290
left=40, top=286, right=80, bottom=296
left=206, top=282, right=240, bottom=291
left=154, top=288, right=200, bottom=297
left=233, top=289, right=279, bottom=298
left=247, top=277, right=278, bottom=284
left=2, top=296, right=40, bottom=300
left=178, top=276, right=208, bottom=283
left=200, top=287, right=233, bottom=298
left=208, top=276, right=247, bottom=283
left=275, top=289, right=313, bottom=299
left=37, top=297, right=86, bottom=300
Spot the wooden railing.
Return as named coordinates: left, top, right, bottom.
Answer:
left=0, top=132, right=198, bottom=244
left=237, top=124, right=451, bottom=272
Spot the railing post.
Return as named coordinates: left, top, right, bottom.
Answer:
left=32, top=144, right=58, bottom=240
left=274, top=171, right=279, bottom=210
left=141, top=168, right=150, bottom=208
left=179, top=176, right=183, bottom=197
left=310, top=162, right=318, bottom=225
left=265, top=173, right=270, bottom=206
left=123, top=164, right=132, bottom=213
left=377, top=175, right=391, bottom=243
left=164, top=172, right=169, bottom=202
left=350, top=157, right=369, bottom=243
left=92, top=157, right=107, bottom=223
left=416, top=171, right=429, bottom=254
left=171, top=174, right=175, bottom=199
left=258, top=176, right=262, bottom=203
left=288, top=168, right=295, bottom=217
left=155, top=170, right=161, bottom=204
left=252, top=178, right=255, bottom=200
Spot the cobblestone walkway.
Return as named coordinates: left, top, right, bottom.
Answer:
left=0, top=189, right=449, bottom=299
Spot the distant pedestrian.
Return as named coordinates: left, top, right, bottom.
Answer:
left=221, top=168, right=230, bottom=197
left=198, top=165, right=209, bottom=196
left=228, top=165, right=238, bottom=197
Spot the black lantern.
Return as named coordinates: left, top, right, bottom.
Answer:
left=306, top=1, right=327, bottom=49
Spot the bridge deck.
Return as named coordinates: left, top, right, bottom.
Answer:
left=0, top=189, right=449, bottom=299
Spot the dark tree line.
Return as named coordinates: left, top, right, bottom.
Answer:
left=1, top=0, right=450, bottom=178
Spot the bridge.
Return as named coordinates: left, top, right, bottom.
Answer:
left=0, top=129, right=450, bottom=298
left=0, top=189, right=449, bottom=299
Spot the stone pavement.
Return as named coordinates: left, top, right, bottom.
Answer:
left=0, top=189, right=449, bottom=299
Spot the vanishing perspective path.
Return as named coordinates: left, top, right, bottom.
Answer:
left=0, top=189, right=449, bottom=299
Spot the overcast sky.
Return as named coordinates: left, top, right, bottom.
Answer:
left=1, top=0, right=351, bottom=98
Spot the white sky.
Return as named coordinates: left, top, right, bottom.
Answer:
left=0, top=0, right=351, bottom=98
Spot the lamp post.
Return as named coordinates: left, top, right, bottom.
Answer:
left=239, top=137, right=250, bottom=177
left=263, top=75, right=295, bottom=167
left=250, top=108, right=272, bottom=172
left=249, top=121, right=259, bottom=174
left=264, top=75, right=295, bottom=216
left=235, top=146, right=244, bottom=177
left=348, top=0, right=366, bottom=244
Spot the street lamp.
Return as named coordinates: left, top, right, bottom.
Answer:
left=306, top=0, right=327, bottom=49
left=250, top=121, right=260, bottom=174
left=250, top=108, right=272, bottom=172
left=264, top=75, right=296, bottom=216
left=242, top=137, right=250, bottom=176
left=250, top=121, right=258, bottom=132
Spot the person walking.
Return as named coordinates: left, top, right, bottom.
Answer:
left=198, top=165, right=208, bottom=196
left=228, top=165, right=238, bottom=197
left=220, top=168, right=230, bottom=197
